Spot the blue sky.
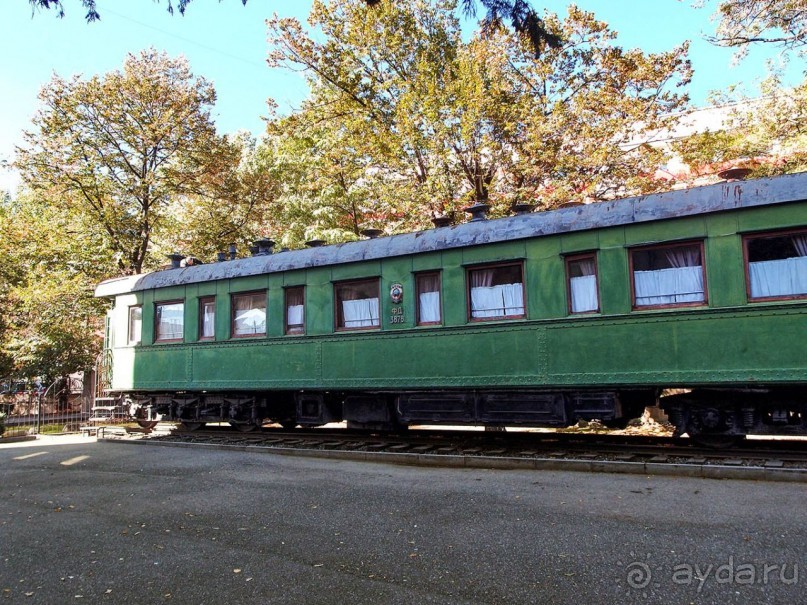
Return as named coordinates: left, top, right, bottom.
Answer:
left=0, top=0, right=801, bottom=192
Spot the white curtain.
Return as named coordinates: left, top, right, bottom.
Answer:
left=234, top=296, right=266, bottom=335
left=793, top=235, right=807, bottom=257
left=749, top=257, right=807, bottom=298
left=287, top=305, right=304, bottom=327
left=201, top=303, right=215, bottom=338
left=470, top=282, right=524, bottom=318
left=342, top=298, right=379, bottom=327
left=570, top=275, right=598, bottom=312
left=286, top=289, right=304, bottom=330
left=418, top=292, right=441, bottom=323
left=417, top=274, right=441, bottom=323
left=157, top=303, right=183, bottom=340
left=634, top=266, right=704, bottom=306
left=569, top=259, right=597, bottom=313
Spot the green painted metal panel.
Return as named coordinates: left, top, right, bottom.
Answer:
left=412, top=251, right=443, bottom=272
left=525, top=256, right=565, bottom=319
left=738, top=203, right=807, bottom=232
left=596, top=247, right=630, bottom=315
left=141, top=290, right=155, bottom=344
left=229, top=276, right=268, bottom=293
left=625, top=216, right=706, bottom=246
left=184, top=341, right=321, bottom=389
left=440, top=250, right=466, bottom=326
left=462, top=241, right=526, bottom=265
left=704, top=234, right=745, bottom=308
left=305, top=267, right=335, bottom=336
left=331, top=261, right=381, bottom=281
left=318, top=326, right=545, bottom=388
left=543, top=308, right=807, bottom=386
left=561, top=231, right=599, bottom=254
left=130, top=345, right=190, bottom=388
left=707, top=213, right=739, bottom=237
left=283, top=270, right=307, bottom=287
left=382, top=257, right=414, bottom=330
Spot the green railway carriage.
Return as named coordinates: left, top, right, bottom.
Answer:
left=95, top=172, right=807, bottom=442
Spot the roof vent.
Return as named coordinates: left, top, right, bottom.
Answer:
left=361, top=228, right=383, bottom=239
left=166, top=253, right=184, bottom=269
left=216, top=251, right=227, bottom=262
left=431, top=215, right=452, bottom=228
left=511, top=202, right=534, bottom=216
left=717, top=167, right=752, bottom=181
left=253, top=237, right=275, bottom=256
left=228, top=243, right=237, bottom=260
left=305, top=239, right=325, bottom=248
left=464, top=202, right=490, bottom=222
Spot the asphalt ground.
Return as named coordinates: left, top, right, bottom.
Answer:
left=1, top=436, right=805, bottom=605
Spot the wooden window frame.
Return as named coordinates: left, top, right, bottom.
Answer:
left=198, top=296, right=216, bottom=341
left=629, top=240, right=708, bottom=310
left=284, top=286, right=306, bottom=335
left=333, top=278, right=381, bottom=332
left=415, top=271, right=442, bottom=326
left=565, top=252, right=600, bottom=315
left=230, top=291, right=267, bottom=339
left=743, top=228, right=807, bottom=303
left=154, top=300, right=185, bottom=343
left=127, top=305, right=142, bottom=346
left=466, top=261, right=527, bottom=322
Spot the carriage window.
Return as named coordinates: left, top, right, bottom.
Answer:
left=285, top=287, right=305, bottom=335
left=155, top=301, right=184, bottom=342
left=566, top=254, right=599, bottom=314
left=744, top=230, right=807, bottom=300
left=128, top=306, right=142, bottom=345
left=416, top=272, right=441, bottom=325
left=335, top=279, right=380, bottom=330
left=199, top=297, right=215, bottom=340
left=467, top=263, right=525, bottom=320
left=631, top=242, right=706, bottom=308
left=231, top=292, right=266, bottom=337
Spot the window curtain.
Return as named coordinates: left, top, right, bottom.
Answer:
left=157, top=304, right=183, bottom=340
left=470, top=269, right=524, bottom=318
left=634, top=248, right=704, bottom=306
left=286, top=289, right=304, bottom=328
left=748, top=235, right=807, bottom=298
left=201, top=303, right=215, bottom=338
left=634, top=267, right=704, bottom=306
left=570, top=259, right=598, bottom=313
left=340, top=285, right=379, bottom=328
left=234, top=296, right=266, bottom=335
left=417, top=275, right=441, bottom=323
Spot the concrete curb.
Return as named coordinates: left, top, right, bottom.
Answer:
left=99, top=438, right=807, bottom=483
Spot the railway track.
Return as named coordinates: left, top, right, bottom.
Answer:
left=98, top=423, right=807, bottom=482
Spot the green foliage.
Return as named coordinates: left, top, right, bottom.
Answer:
left=15, top=49, right=232, bottom=275
left=673, top=73, right=807, bottom=180
left=0, top=191, right=107, bottom=381
left=28, top=0, right=247, bottom=22
left=267, top=0, right=691, bottom=232
left=703, top=0, right=807, bottom=59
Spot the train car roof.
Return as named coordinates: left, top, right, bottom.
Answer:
left=95, top=171, right=807, bottom=298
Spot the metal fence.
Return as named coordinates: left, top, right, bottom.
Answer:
left=1, top=374, right=93, bottom=436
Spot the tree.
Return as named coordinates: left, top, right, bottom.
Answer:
left=267, top=0, right=691, bottom=229
left=16, top=49, right=230, bottom=275
left=702, top=0, right=807, bottom=57
left=0, top=191, right=107, bottom=381
left=28, top=0, right=559, bottom=55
